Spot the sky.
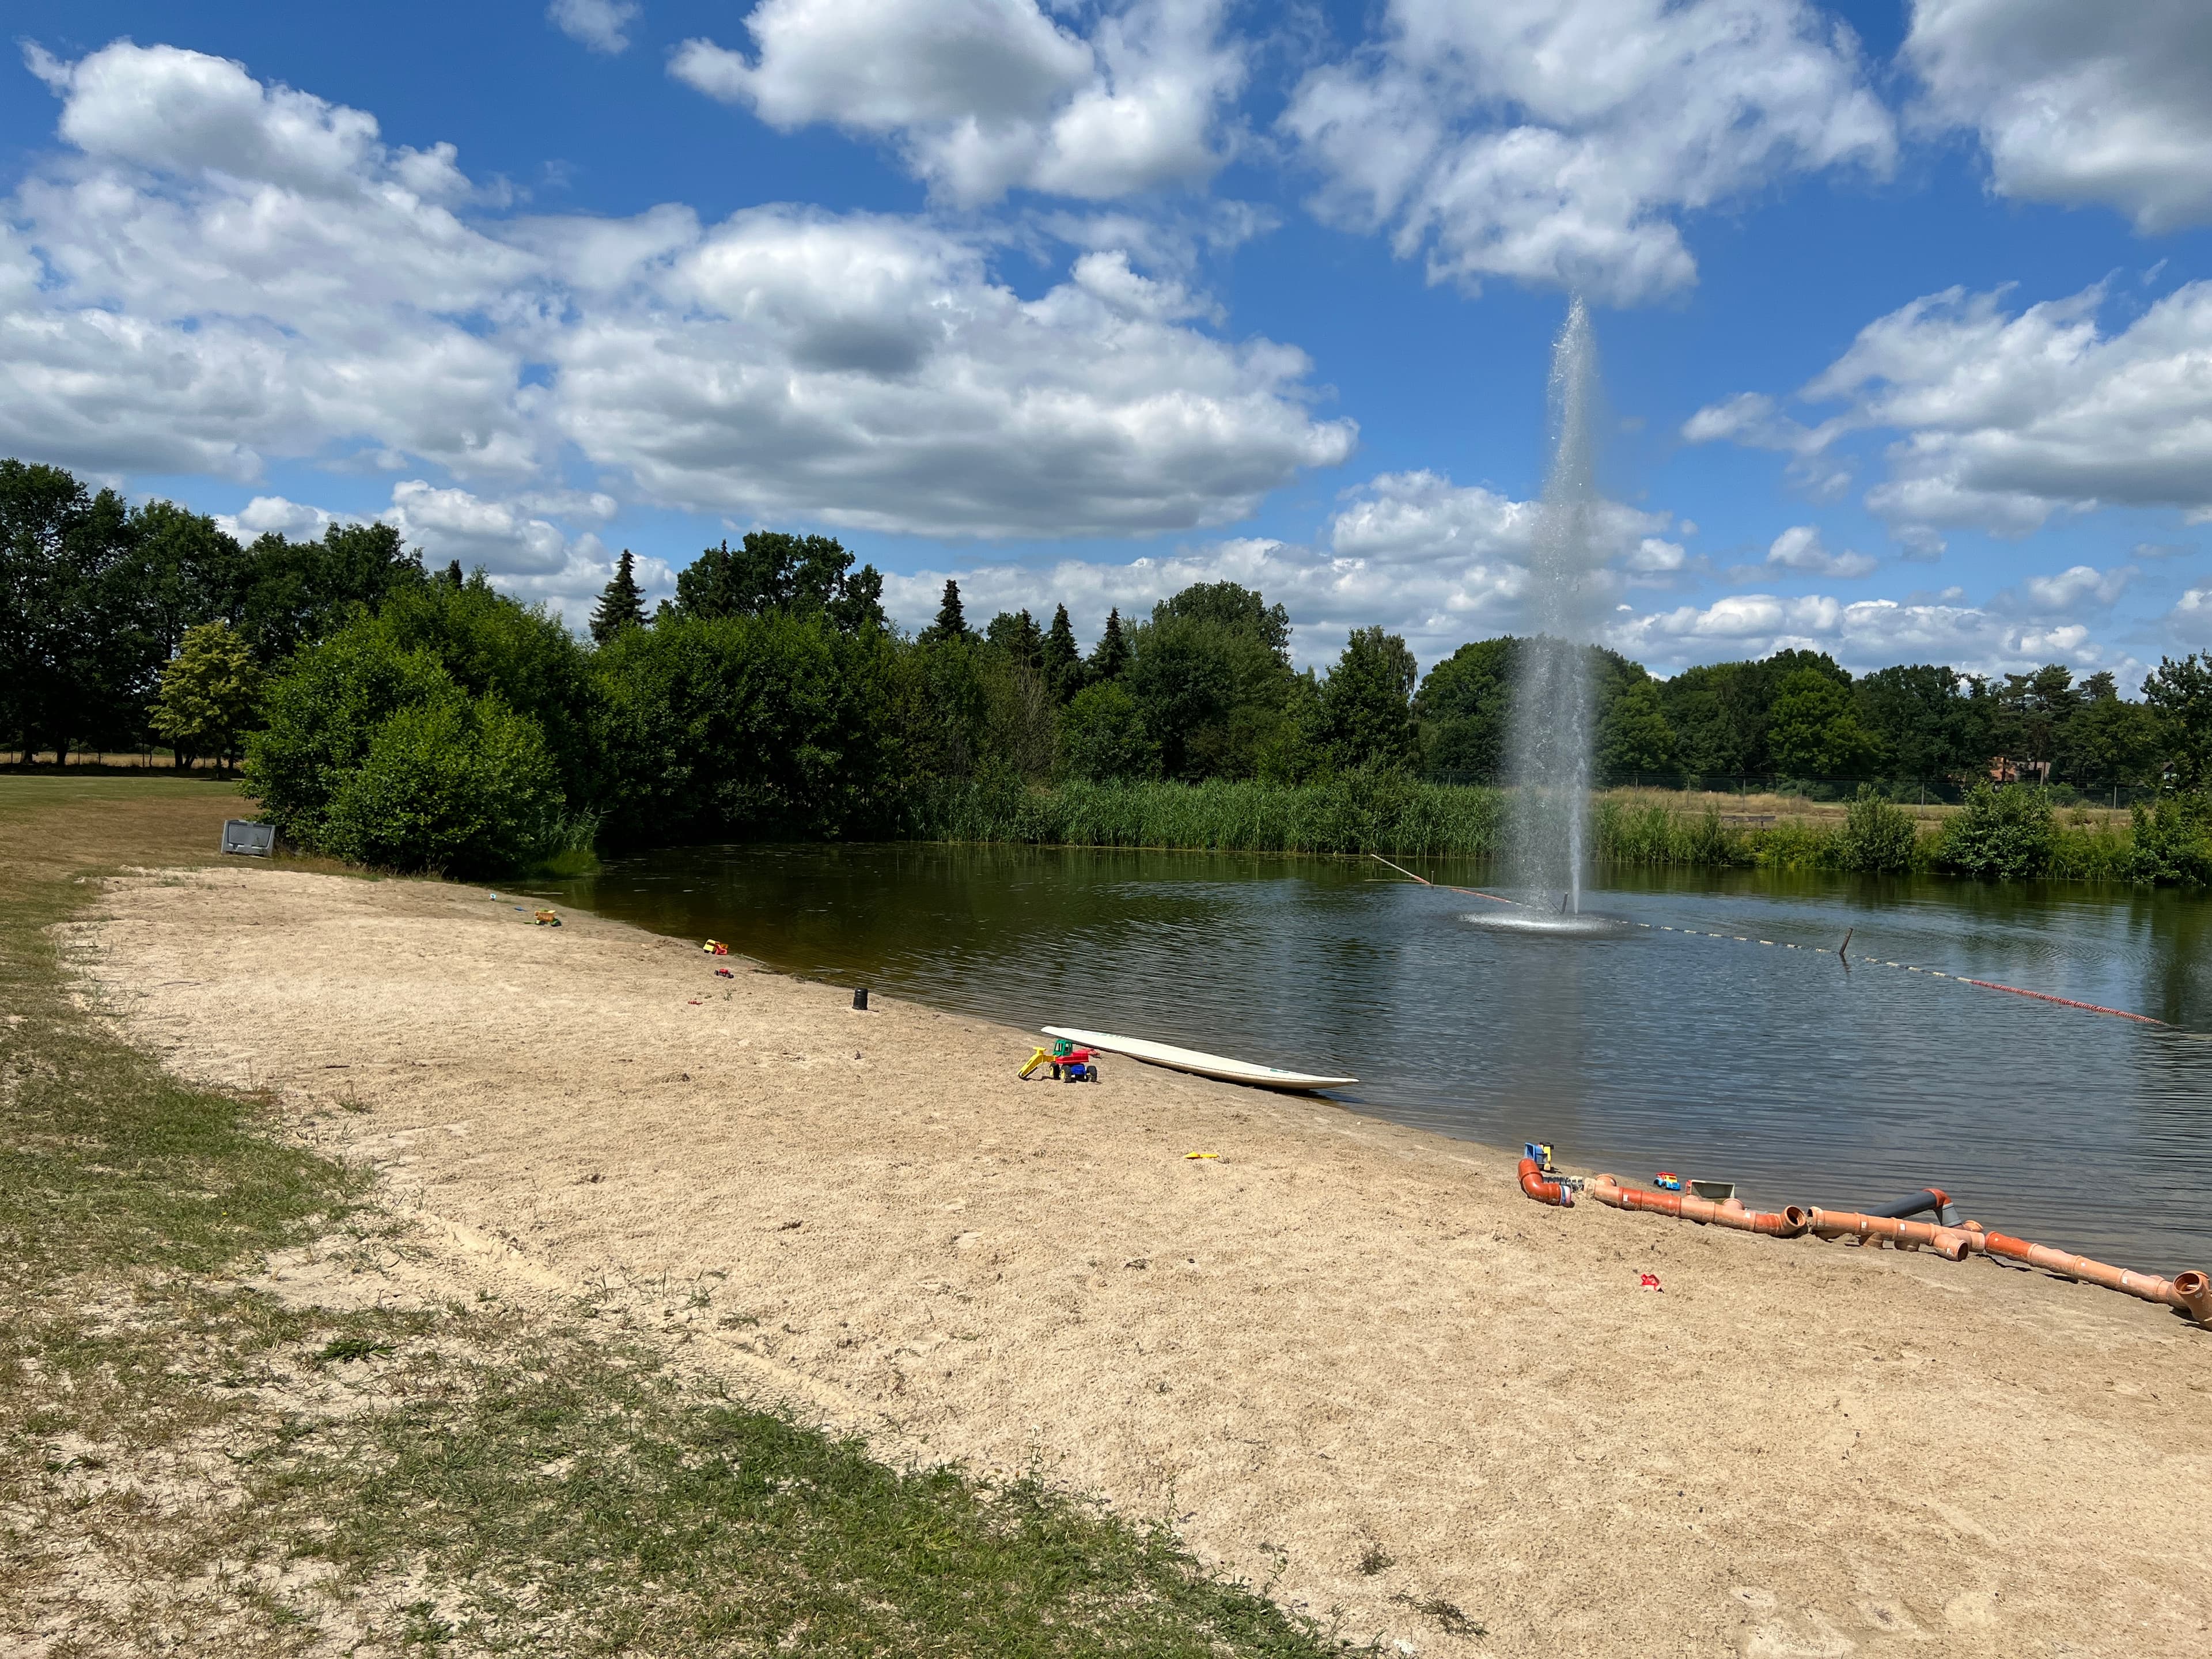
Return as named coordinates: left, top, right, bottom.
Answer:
left=5, top=1, right=2212, bottom=688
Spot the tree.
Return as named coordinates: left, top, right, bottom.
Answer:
left=130, top=497, right=250, bottom=666
left=235, top=521, right=424, bottom=665
left=983, top=608, right=1044, bottom=671
left=1088, top=607, right=1130, bottom=682
left=590, top=550, right=647, bottom=644
left=922, top=579, right=969, bottom=644
left=1766, top=668, right=1880, bottom=778
left=1853, top=664, right=1988, bottom=781
left=1154, top=582, right=1290, bottom=661
left=1041, top=604, right=1081, bottom=700
left=0, top=459, right=147, bottom=762
left=1323, top=626, right=1419, bottom=772
left=672, top=532, right=885, bottom=632
left=1059, top=681, right=1157, bottom=781
left=594, top=610, right=900, bottom=843
left=1416, top=638, right=1517, bottom=779
left=1991, top=664, right=2081, bottom=768
left=373, top=573, right=606, bottom=813
left=2143, top=652, right=2212, bottom=789
left=2063, top=673, right=2162, bottom=789
left=1594, top=676, right=1675, bottom=781
left=149, top=621, right=263, bottom=771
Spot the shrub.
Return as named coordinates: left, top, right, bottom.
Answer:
left=1931, top=783, right=2056, bottom=880
left=244, top=628, right=457, bottom=851
left=1834, top=786, right=1919, bottom=873
left=320, top=691, right=563, bottom=876
left=2120, top=793, right=2212, bottom=887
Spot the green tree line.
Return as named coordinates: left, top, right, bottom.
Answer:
left=7, top=459, right=2212, bottom=881
left=1419, top=639, right=2195, bottom=794
left=1, top=459, right=425, bottom=764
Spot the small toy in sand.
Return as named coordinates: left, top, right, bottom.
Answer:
left=1184, top=1152, right=1219, bottom=1160
left=533, top=909, right=561, bottom=926
left=1639, top=1272, right=1663, bottom=1291
left=1652, top=1171, right=1682, bottom=1191
left=714, top=967, right=733, bottom=978
left=703, top=940, right=729, bottom=955
left=1019, top=1037, right=1102, bottom=1083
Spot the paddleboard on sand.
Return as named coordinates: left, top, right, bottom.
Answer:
left=1040, top=1027, right=1357, bottom=1093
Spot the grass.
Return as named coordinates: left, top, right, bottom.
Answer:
left=0, top=774, right=1359, bottom=1657
left=912, top=772, right=2195, bottom=884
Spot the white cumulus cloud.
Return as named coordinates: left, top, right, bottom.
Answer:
left=1280, top=0, right=1894, bottom=303
left=1685, top=279, right=2212, bottom=544
left=880, top=469, right=1694, bottom=667
left=1, top=39, right=1353, bottom=563
left=671, top=0, right=1243, bottom=206
left=549, top=1, right=641, bottom=55
left=1608, top=592, right=2119, bottom=679
left=1906, top=0, right=2212, bottom=232
left=1760, top=525, right=1876, bottom=579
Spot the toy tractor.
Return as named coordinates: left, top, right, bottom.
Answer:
left=1020, top=1037, right=1103, bottom=1083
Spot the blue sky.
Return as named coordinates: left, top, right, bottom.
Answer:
left=6, top=2, right=2212, bottom=686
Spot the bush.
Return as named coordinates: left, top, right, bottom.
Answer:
left=1931, top=783, right=2056, bottom=880
left=320, top=691, right=564, bottom=875
left=1834, top=786, right=1919, bottom=873
left=244, top=628, right=459, bottom=851
left=2121, top=793, right=2212, bottom=887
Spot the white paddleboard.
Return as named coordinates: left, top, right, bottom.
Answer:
left=1040, top=1027, right=1357, bottom=1093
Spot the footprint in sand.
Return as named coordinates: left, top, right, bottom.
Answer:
left=1742, top=1607, right=1856, bottom=1658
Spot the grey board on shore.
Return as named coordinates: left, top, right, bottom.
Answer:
left=222, top=820, right=274, bottom=857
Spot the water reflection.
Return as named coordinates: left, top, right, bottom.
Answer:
left=524, top=844, right=2212, bottom=1270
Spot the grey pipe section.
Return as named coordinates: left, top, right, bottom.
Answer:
left=1866, top=1187, right=1957, bottom=1226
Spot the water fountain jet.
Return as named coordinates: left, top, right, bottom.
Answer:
left=1506, top=296, right=1604, bottom=915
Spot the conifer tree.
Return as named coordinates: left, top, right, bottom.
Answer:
left=1042, top=603, right=1080, bottom=699
left=1088, top=607, right=1130, bottom=681
left=590, top=549, right=647, bottom=643
left=442, top=559, right=464, bottom=588
left=922, top=578, right=968, bottom=643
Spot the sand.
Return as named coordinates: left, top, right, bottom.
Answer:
left=66, top=865, right=2212, bottom=1659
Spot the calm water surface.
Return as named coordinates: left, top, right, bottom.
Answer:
left=524, top=845, right=2212, bottom=1271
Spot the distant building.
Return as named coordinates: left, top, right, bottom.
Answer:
left=1986, top=756, right=2051, bottom=785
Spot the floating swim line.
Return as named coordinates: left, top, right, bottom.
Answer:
left=1365, top=856, right=2171, bottom=1029
left=1633, top=921, right=2171, bottom=1028
left=1955, top=978, right=2168, bottom=1026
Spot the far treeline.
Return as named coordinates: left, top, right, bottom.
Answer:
left=5, top=457, right=2211, bottom=883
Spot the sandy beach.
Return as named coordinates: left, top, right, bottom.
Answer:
left=66, top=864, right=2212, bottom=1659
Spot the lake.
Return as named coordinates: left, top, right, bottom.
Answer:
left=522, top=844, right=2212, bottom=1272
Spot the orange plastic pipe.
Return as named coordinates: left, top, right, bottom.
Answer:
left=1979, top=1232, right=2212, bottom=1324
left=1518, top=1157, right=1572, bottom=1207
left=1805, top=1207, right=1978, bottom=1260
left=1588, top=1176, right=1808, bottom=1238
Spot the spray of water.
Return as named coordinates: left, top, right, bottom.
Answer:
left=1506, top=296, right=1603, bottom=913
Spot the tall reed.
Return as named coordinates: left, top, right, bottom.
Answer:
left=912, top=777, right=2200, bottom=884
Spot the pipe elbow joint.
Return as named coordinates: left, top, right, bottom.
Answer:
left=1518, top=1156, right=1572, bottom=1208
left=2172, top=1269, right=2212, bottom=1326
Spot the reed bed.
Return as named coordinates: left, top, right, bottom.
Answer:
left=914, top=777, right=2202, bottom=884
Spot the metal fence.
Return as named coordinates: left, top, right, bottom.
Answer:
left=1428, top=773, right=2166, bottom=808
